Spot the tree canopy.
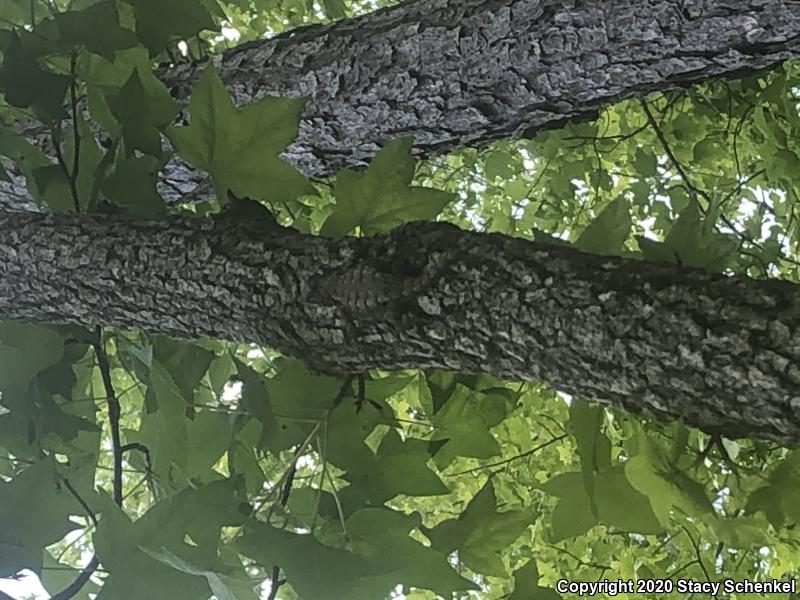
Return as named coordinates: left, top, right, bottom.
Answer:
left=1, top=1, right=800, bottom=599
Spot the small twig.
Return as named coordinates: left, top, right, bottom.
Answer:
left=61, top=478, right=98, bottom=527
left=121, top=442, right=151, bottom=472
left=48, top=51, right=83, bottom=213
left=264, top=421, right=308, bottom=600
left=68, top=51, right=81, bottom=200
left=331, top=374, right=355, bottom=408
left=256, top=423, right=321, bottom=515
left=50, top=479, right=100, bottom=600
left=666, top=559, right=700, bottom=579
left=278, top=462, right=297, bottom=508
left=93, top=326, right=123, bottom=506
left=640, top=98, right=703, bottom=200
left=49, top=556, right=99, bottom=600
left=324, top=464, right=350, bottom=543
left=121, top=441, right=154, bottom=496
left=681, top=525, right=717, bottom=599
left=266, top=565, right=282, bottom=600
left=550, top=545, right=610, bottom=572
left=444, top=434, right=568, bottom=476
left=49, top=123, right=80, bottom=213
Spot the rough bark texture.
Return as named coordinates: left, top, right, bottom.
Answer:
left=4, top=0, right=800, bottom=205
left=2, top=209, right=799, bottom=444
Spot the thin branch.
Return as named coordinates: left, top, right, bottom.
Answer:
left=261, top=423, right=321, bottom=516
left=681, top=525, right=717, bottom=599
left=93, top=326, right=123, bottom=506
left=69, top=52, right=81, bottom=196
left=50, top=479, right=100, bottom=600
left=121, top=442, right=152, bottom=473
left=61, top=478, right=98, bottom=527
left=266, top=565, right=282, bottom=600
left=50, top=124, right=80, bottom=213
left=331, top=374, right=355, bottom=408
left=640, top=98, right=702, bottom=198
left=50, top=556, right=99, bottom=600
left=264, top=422, right=310, bottom=600
left=549, top=545, right=610, bottom=572
left=444, top=434, right=568, bottom=476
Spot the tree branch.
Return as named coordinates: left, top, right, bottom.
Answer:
left=1, top=210, right=800, bottom=442
left=49, top=556, right=99, bottom=600
left=5, top=0, right=800, bottom=208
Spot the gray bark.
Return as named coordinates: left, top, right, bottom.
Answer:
left=4, top=0, right=800, bottom=204
left=2, top=209, right=799, bottom=444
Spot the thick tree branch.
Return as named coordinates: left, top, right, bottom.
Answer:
left=5, top=0, right=800, bottom=205
left=155, top=0, right=800, bottom=180
left=1, top=209, right=799, bottom=442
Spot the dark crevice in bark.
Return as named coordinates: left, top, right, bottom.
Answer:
left=1, top=210, right=799, bottom=444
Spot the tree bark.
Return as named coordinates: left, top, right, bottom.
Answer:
left=4, top=0, right=800, bottom=205
left=2, top=209, right=799, bottom=443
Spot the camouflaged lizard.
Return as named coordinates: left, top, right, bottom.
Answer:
left=310, top=262, right=421, bottom=312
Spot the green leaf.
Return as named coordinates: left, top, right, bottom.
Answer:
left=745, top=451, right=800, bottom=527
left=122, top=0, right=219, bottom=55
left=0, top=127, right=55, bottom=183
left=234, top=358, right=305, bottom=453
left=142, top=547, right=259, bottom=600
left=95, top=482, right=245, bottom=600
left=48, top=3, right=138, bottom=60
left=709, top=516, right=771, bottom=549
left=107, top=69, right=180, bottom=156
left=426, top=480, right=531, bottom=577
left=321, top=0, right=346, bottom=19
left=321, top=138, right=453, bottom=237
left=568, top=400, right=610, bottom=508
left=0, top=459, right=79, bottom=577
left=237, top=521, right=388, bottom=600
left=509, top=560, right=562, bottom=600
left=631, top=148, right=658, bottom=177
left=637, top=199, right=738, bottom=271
left=41, top=552, right=100, bottom=600
left=484, top=149, right=514, bottom=180
left=431, top=383, right=514, bottom=468
left=0, top=30, right=70, bottom=118
left=0, top=322, right=64, bottom=399
left=593, top=467, right=663, bottom=534
left=347, top=508, right=476, bottom=596
left=624, top=433, right=713, bottom=524
left=692, top=138, right=719, bottom=163
left=538, top=472, right=598, bottom=541
left=101, top=153, right=167, bottom=217
left=80, top=47, right=155, bottom=135
left=167, top=66, right=313, bottom=203
left=153, top=337, right=214, bottom=401
left=334, top=427, right=448, bottom=509
left=576, top=197, right=631, bottom=255
left=32, top=164, right=72, bottom=212
left=374, top=430, right=449, bottom=496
